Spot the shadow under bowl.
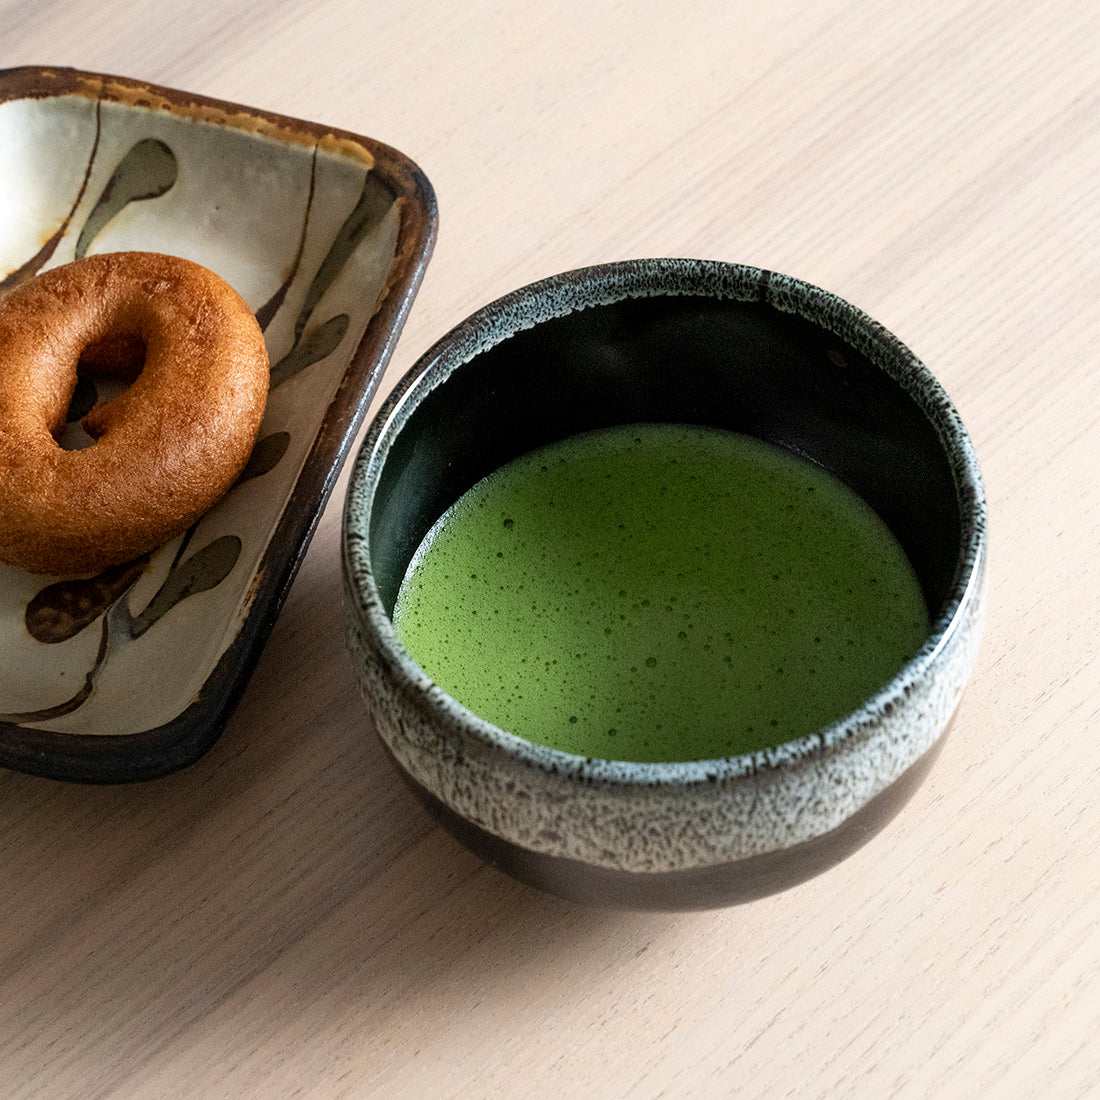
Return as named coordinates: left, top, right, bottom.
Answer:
left=342, top=259, right=987, bottom=910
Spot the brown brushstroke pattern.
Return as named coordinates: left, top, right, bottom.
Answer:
left=268, top=171, right=394, bottom=387
left=269, top=314, right=348, bottom=389
left=25, top=557, right=149, bottom=644
left=74, top=138, right=178, bottom=260
left=0, top=99, right=102, bottom=291
left=128, top=536, right=242, bottom=639
left=234, top=431, right=290, bottom=485
left=290, top=171, right=392, bottom=343
left=254, top=146, right=318, bottom=332
left=0, top=591, right=125, bottom=724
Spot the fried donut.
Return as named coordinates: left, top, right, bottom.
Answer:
left=0, top=252, right=269, bottom=576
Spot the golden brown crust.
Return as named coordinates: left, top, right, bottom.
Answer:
left=0, top=252, right=269, bottom=575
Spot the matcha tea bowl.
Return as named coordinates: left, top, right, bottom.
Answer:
left=342, top=258, right=987, bottom=910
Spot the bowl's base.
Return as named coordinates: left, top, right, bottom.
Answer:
left=389, top=733, right=948, bottom=911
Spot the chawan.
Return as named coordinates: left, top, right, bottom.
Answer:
left=342, top=259, right=986, bottom=910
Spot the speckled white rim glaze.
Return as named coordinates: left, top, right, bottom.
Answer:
left=343, top=259, right=987, bottom=880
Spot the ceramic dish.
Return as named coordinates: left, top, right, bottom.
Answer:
left=343, top=259, right=987, bottom=910
left=0, top=67, right=436, bottom=782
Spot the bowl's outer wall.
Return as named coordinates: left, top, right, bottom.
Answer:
left=343, top=260, right=987, bottom=890
left=384, top=730, right=949, bottom=910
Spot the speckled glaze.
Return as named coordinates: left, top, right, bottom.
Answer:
left=342, top=259, right=987, bottom=910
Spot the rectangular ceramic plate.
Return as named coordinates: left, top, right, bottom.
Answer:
left=0, top=67, right=436, bottom=782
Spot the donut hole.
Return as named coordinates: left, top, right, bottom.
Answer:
left=55, top=334, right=148, bottom=451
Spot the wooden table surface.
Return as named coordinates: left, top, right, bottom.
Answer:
left=3, top=2, right=1098, bottom=1096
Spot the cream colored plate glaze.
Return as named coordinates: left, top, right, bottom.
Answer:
left=0, top=68, right=434, bottom=773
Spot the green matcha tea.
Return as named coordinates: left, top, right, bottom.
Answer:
left=392, top=424, right=928, bottom=762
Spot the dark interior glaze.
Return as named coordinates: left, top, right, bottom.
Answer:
left=370, top=293, right=960, bottom=620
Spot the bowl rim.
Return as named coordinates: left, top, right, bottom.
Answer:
left=343, top=257, right=986, bottom=788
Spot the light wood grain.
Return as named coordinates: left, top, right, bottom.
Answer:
left=2, top=1, right=1098, bottom=1096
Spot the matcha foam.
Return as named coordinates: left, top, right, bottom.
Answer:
left=393, top=424, right=928, bottom=762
